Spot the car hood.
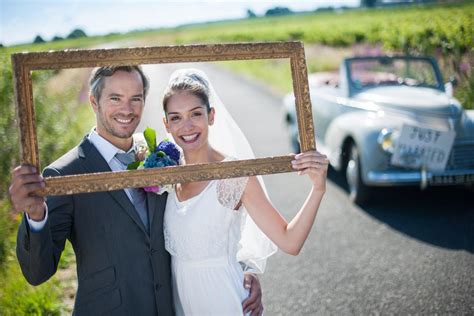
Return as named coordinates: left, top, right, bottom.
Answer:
left=353, top=86, right=461, bottom=118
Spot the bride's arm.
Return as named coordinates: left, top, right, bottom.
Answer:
left=242, top=151, right=328, bottom=255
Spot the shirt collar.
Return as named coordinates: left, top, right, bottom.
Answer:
left=88, top=128, right=135, bottom=164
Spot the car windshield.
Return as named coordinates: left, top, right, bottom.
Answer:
left=349, top=58, right=441, bottom=90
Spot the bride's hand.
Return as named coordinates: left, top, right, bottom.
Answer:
left=291, top=151, right=328, bottom=191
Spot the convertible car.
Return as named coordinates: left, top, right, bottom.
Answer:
left=284, top=55, right=474, bottom=204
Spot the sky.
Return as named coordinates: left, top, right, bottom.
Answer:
left=0, top=0, right=359, bottom=46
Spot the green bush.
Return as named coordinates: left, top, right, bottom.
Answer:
left=0, top=53, right=19, bottom=198
left=32, top=70, right=94, bottom=169
left=455, top=73, right=474, bottom=110
left=0, top=53, right=19, bottom=270
left=0, top=45, right=93, bottom=314
left=0, top=201, right=63, bottom=316
left=0, top=201, right=14, bottom=270
left=0, top=260, right=63, bottom=316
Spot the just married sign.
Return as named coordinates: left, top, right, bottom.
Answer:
left=12, top=42, right=316, bottom=196
left=391, top=124, right=456, bottom=172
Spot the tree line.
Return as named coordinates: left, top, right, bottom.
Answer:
left=33, top=28, right=87, bottom=44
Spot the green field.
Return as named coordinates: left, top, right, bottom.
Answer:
left=7, top=2, right=472, bottom=57
left=7, top=1, right=471, bottom=103
left=0, top=2, right=472, bottom=313
left=147, top=2, right=473, bottom=53
left=149, top=2, right=471, bottom=103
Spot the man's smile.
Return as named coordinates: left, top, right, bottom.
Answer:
left=114, top=117, right=134, bottom=124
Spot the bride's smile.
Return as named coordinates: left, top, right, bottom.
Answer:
left=180, top=133, right=200, bottom=143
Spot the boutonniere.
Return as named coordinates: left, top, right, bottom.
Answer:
left=128, top=127, right=181, bottom=194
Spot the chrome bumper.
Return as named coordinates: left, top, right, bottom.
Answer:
left=367, top=169, right=474, bottom=189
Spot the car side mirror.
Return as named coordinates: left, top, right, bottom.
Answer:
left=445, top=82, right=453, bottom=97
left=449, top=75, right=458, bottom=87
left=445, top=76, right=457, bottom=98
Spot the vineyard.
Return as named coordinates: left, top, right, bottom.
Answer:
left=169, top=3, right=472, bottom=54
left=151, top=2, right=472, bottom=107
left=92, top=2, right=472, bottom=107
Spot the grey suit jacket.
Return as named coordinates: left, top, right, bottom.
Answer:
left=16, top=136, right=174, bottom=316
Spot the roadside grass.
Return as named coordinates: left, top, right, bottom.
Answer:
left=0, top=242, right=63, bottom=316
left=0, top=47, right=93, bottom=314
left=0, top=203, right=66, bottom=316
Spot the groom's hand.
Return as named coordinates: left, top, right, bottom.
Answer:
left=242, top=272, right=263, bottom=316
left=9, top=165, right=46, bottom=221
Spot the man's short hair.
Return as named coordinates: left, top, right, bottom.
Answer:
left=89, top=65, right=149, bottom=101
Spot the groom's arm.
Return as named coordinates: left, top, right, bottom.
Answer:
left=15, top=166, right=73, bottom=285
left=242, top=272, right=264, bottom=316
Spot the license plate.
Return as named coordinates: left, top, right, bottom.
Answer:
left=429, top=173, right=474, bottom=185
left=391, top=124, right=456, bottom=172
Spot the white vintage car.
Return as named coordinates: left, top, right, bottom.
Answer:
left=284, top=56, right=474, bottom=204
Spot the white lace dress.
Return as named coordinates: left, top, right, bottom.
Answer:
left=164, top=176, right=250, bottom=316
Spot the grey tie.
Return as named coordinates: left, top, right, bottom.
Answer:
left=115, top=151, right=149, bottom=233
left=115, top=151, right=136, bottom=166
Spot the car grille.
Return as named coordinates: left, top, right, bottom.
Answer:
left=446, top=142, right=474, bottom=170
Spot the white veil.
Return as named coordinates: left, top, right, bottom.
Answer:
left=167, top=68, right=278, bottom=273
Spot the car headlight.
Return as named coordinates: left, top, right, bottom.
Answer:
left=377, top=128, right=398, bottom=154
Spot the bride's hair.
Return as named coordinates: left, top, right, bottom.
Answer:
left=162, top=69, right=212, bottom=113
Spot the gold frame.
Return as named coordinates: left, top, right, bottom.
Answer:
left=12, top=41, right=315, bottom=196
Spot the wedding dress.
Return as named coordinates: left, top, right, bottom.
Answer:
left=164, top=173, right=250, bottom=315
left=162, top=68, right=277, bottom=315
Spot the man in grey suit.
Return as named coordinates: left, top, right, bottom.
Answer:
left=9, top=65, right=264, bottom=315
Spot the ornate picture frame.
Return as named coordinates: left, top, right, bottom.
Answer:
left=12, top=41, right=315, bottom=196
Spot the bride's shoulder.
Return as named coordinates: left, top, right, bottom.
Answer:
left=216, top=176, right=249, bottom=209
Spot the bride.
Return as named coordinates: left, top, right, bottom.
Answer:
left=161, top=69, right=328, bottom=315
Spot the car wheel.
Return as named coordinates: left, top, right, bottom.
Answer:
left=346, top=143, right=371, bottom=205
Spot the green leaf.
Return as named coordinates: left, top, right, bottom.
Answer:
left=127, top=161, right=141, bottom=170
left=156, top=151, right=166, bottom=158
left=143, top=127, right=156, bottom=152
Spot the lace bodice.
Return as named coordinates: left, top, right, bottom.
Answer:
left=164, top=177, right=248, bottom=262
left=216, top=177, right=248, bottom=210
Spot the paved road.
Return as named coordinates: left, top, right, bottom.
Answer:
left=142, top=63, right=474, bottom=315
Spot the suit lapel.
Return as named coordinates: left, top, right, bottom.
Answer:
left=78, top=137, right=149, bottom=236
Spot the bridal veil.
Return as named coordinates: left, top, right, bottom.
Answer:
left=166, top=68, right=278, bottom=273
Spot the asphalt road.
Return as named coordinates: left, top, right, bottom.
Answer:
left=141, top=63, right=474, bottom=315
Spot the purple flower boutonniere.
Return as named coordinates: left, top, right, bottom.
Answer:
left=128, top=127, right=180, bottom=194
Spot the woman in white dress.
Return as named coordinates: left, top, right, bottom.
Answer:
left=162, top=69, right=328, bottom=315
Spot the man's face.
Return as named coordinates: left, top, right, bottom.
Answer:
left=90, top=70, right=145, bottom=149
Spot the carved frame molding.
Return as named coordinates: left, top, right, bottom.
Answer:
left=11, top=41, right=315, bottom=196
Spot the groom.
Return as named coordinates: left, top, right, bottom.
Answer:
left=9, top=65, right=264, bottom=315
